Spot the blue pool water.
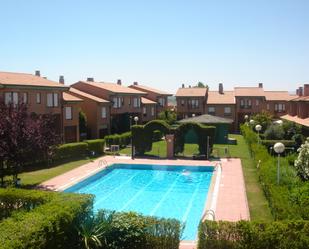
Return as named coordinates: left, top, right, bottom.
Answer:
left=65, top=163, right=214, bottom=240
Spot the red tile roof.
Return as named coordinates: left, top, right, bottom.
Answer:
left=69, top=87, right=109, bottom=103
left=234, top=87, right=265, bottom=97
left=0, top=71, right=68, bottom=89
left=281, top=114, right=309, bottom=127
left=290, top=95, right=309, bottom=102
left=141, top=97, right=157, bottom=105
left=63, top=92, right=83, bottom=102
left=264, top=91, right=296, bottom=101
left=78, top=81, right=146, bottom=95
left=129, top=84, right=172, bottom=96
left=176, top=87, right=207, bottom=97
left=207, top=91, right=235, bottom=104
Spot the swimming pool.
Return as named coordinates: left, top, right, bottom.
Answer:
left=65, top=163, right=214, bottom=240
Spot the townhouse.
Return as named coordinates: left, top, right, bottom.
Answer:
left=129, top=82, right=172, bottom=120
left=71, top=79, right=146, bottom=134
left=282, top=84, right=309, bottom=135
left=0, top=71, right=81, bottom=143
left=176, top=83, right=296, bottom=129
left=175, top=84, right=207, bottom=119
left=68, top=87, right=110, bottom=139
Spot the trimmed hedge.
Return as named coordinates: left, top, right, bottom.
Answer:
left=54, top=142, right=88, bottom=160
left=241, top=125, right=309, bottom=220
left=0, top=188, right=93, bottom=249
left=105, top=132, right=131, bottom=148
left=261, top=139, right=296, bottom=149
left=85, top=139, right=105, bottom=155
left=198, top=220, right=309, bottom=249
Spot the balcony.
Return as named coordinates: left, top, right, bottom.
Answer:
left=240, top=105, right=252, bottom=110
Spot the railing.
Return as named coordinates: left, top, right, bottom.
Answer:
left=202, top=209, right=216, bottom=221
left=98, top=159, right=108, bottom=167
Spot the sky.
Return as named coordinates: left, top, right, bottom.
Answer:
left=0, top=0, right=308, bottom=93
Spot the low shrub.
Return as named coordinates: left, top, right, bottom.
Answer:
left=0, top=188, right=93, bottom=249
left=264, top=124, right=285, bottom=140
left=105, top=132, right=131, bottom=148
left=261, top=140, right=296, bottom=149
left=78, top=210, right=183, bottom=249
left=54, top=142, right=88, bottom=160
left=198, top=220, right=309, bottom=249
left=85, top=139, right=105, bottom=155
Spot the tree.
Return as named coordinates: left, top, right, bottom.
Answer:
left=157, top=110, right=176, bottom=125
left=0, top=100, right=60, bottom=185
left=294, top=137, right=309, bottom=181
left=194, top=82, right=208, bottom=88
left=251, top=111, right=273, bottom=131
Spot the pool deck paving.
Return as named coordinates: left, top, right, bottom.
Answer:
left=40, top=156, right=249, bottom=249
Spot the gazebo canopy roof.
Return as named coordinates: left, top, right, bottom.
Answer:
left=178, top=114, right=233, bottom=124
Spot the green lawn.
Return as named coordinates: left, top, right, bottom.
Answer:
left=18, top=158, right=96, bottom=187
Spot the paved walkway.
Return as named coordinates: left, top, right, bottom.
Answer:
left=40, top=156, right=249, bottom=249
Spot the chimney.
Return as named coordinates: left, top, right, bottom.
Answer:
left=35, top=70, right=40, bottom=77
left=304, top=84, right=309, bottom=96
left=117, top=79, right=122, bottom=85
left=299, top=87, right=303, bottom=96
left=59, top=75, right=65, bottom=84
left=182, top=84, right=185, bottom=88
left=258, top=83, right=263, bottom=88
left=87, top=77, right=94, bottom=82
left=43, top=77, right=47, bottom=79
left=189, top=85, right=191, bottom=88
left=296, top=89, right=299, bottom=96
left=133, top=81, right=138, bottom=85
left=219, top=83, right=223, bottom=94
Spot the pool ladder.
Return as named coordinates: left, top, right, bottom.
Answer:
left=98, top=159, right=108, bottom=167
left=202, top=209, right=216, bottom=221
left=215, top=162, right=222, bottom=172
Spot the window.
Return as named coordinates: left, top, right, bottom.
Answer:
left=240, top=99, right=244, bottom=107
left=36, top=93, right=41, bottom=104
left=240, top=99, right=252, bottom=109
left=181, top=99, right=185, bottom=106
left=224, top=107, right=231, bottom=115
left=151, top=107, right=155, bottom=116
left=133, top=97, right=141, bottom=108
left=256, top=99, right=259, bottom=106
left=275, top=103, right=286, bottom=112
left=158, top=97, right=165, bottom=107
left=143, top=107, right=147, bottom=116
left=65, top=106, right=72, bottom=120
left=22, top=93, right=28, bottom=104
left=4, top=92, right=18, bottom=105
left=208, top=106, right=215, bottom=114
left=47, top=93, right=58, bottom=107
left=190, top=99, right=199, bottom=109
left=101, top=107, right=107, bottom=118
left=112, top=97, right=121, bottom=108
left=266, top=103, right=270, bottom=110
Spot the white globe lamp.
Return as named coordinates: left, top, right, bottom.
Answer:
left=274, top=142, right=285, bottom=184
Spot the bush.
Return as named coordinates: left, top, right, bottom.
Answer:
left=105, top=132, right=131, bottom=148
left=264, top=124, right=285, bottom=140
left=198, top=220, right=309, bottom=249
left=0, top=188, right=93, bottom=249
left=152, top=130, right=163, bottom=142
left=85, top=139, right=105, bottom=155
left=294, top=138, right=309, bottom=181
left=251, top=111, right=273, bottom=132
left=54, top=142, right=88, bottom=160
left=78, top=210, right=183, bottom=249
left=132, top=125, right=149, bottom=155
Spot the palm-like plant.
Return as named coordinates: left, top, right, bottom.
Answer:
left=78, top=211, right=114, bottom=249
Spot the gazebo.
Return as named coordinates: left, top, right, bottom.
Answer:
left=178, top=114, right=233, bottom=144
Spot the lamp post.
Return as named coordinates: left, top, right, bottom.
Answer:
left=244, top=115, right=249, bottom=125
left=274, top=142, right=285, bottom=184
left=134, top=116, right=139, bottom=125
left=255, top=124, right=262, bottom=143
